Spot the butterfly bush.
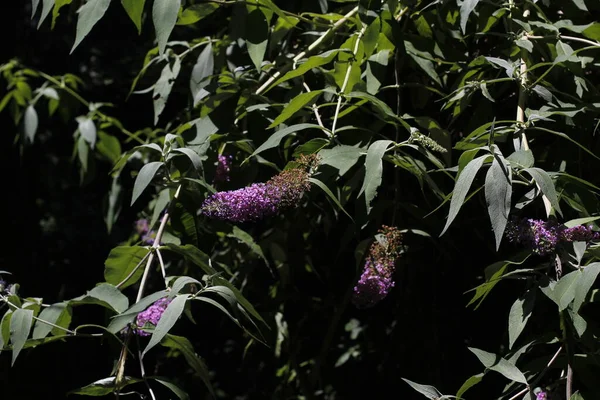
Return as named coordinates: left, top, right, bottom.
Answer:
left=352, top=226, right=403, bottom=309
left=505, top=217, right=600, bottom=255
left=201, top=154, right=319, bottom=223
left=536, top=391, right=548, bottom=400
left=135, top=219, right=159, bottom=245
left=214, top=154, right=232, bottom=183
left=134, top=297, right=171, bottom=336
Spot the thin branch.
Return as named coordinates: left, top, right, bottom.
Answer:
left=156, top=248, right=167, bottom=281
left=508, top=345, right=563, bottom=400
left=255, top=6, right=359, bottom=95
left=302, top=82, right=325, bottom=129
left=331, top=25, right=366, bottom=136
left=116, top=251, right=152, bottom=289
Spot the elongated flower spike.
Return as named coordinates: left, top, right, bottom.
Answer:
left=134, top=297, right=171, bottom=336
left=200, top=154, right=320, bottom=223
left=352, top=226, right=403, bottom=309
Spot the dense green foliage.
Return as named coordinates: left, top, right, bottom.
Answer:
left=2, top=0, right=600, bottom=399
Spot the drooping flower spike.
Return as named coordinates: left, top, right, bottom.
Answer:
left=352, top=226, right=403, bottom=309
left=505, top=217, right=600, bottom=255
left=133, top=297, right=171, bottom=336
left=201, top=154, right=319, bottom=223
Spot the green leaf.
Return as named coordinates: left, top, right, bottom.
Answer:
left=524, top=167, right=562, bottom=216
left=228, top=226, right=269, bottom=267
left=468, top=347, right=527, bottom=383
left=515, top=38, right=533, bottom=53
left=107, top=290, right=168, bottom=334
left=151, top=188, right=171, bottom=228
left=10, top=308, right=33, bottom=365
left=456, top=373, right=483, bottom=399
left=152, top=377, right=190, bottom=400
left=268, top=90, right=323, bottom=129
left=143, top=294, right=189, bottom=357
left=69, top=376, right=141, bottom=395
left=401, top=378, right=442, bottom=399
left=77, top=116, right=97, bottom=148
left=362, top=18, right=380, bottom=58
left=131, top=161, right=163, bottom=206
left=32, top=302, right=71, bottom=339
left=573, top=262, right=600, bottom=313
left=309, top=177, right=353, bottom=221
left=121, top=0, right=145, bottom=33
left=84, top=283, right=129, bottom=313
left=97, top=131, right=122, bottom=163
left=38, top=0, right=55, bottom=28
left=212, top=277, right=266, bottom=325
left=104, top=246, right=150, bottom=289
left=177, top=3, right=218, bottom=25
left=359, top=140, right=393, bottom=213
left=265, top=49, right=349, bottom=92
left=153, top=57, right=181, bottom=124
left=0, top=311, right=12, bottom=353
left=318, top=145, right=364, bottom=177
left=160, top=334, right=214, bottom=396
left=173, top=148, right=203, bottom=171
left=163, top=244, right=217, bottom=276
left=248, top=123, right=322, bottom=160
left=71, top=0, right=111, bottom=53
left=441, top=154, right=490, bottom=235
left=484, top=148, right=512, bottom=249
left=190, top=43, right=214, bottom=106
left=169, top=276, right=201, bottom=298
left=246, top=8, right=269, bottom=73
left=570, top=392, right=585, bottom=400
left=152, top=0, right=181, bottom=55
left=508, top=289, right=535, bottom=349
left=506, top=150, right=534, bottom=169
left=51, top=0, right=72, bottom=28
left=564, top=216, right=600, bottom=229
left=404, top=41, right=441, bottom=86
left=32, top=0, right=41, bottom=18
left=24, top=105, right=38, bottom=144
left=459, top=0, right=481, bottom=33
left=546, top=270, right=580, bottom=311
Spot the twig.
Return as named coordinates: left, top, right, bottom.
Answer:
left=156, top=248, right=167, bottom=280
left=508, top=345, right=563, bottom=400
left=514, top=51, right=530, bottom=152
left=567, top=364, right=573, bottom=399
left=116, top=251, right=152, bottom=289
left=255, top=6, right=359, bottom=95
left=302, top=82, right=324, bottom=129
left=115, top=185, right=181, bottom=393
left=331, top=25, right=366, bottom=135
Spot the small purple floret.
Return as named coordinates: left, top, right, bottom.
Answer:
left=352, top=226, right=402, bottom=309
left=536, top=391, right=547, bottom=400
left=200, top=155, right=318, bottom=223
left=135, top=218, right=159, bottom=245
left=134, top=297, right=171, bottom=336
left=214, top=154, right=232, bottom=183
left=506, top=218, right=600, bottom=255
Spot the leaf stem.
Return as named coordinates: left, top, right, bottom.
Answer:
left=507, top=345, right=563, bottom=400
left=116, top=251, right=152, bottom=289
left=331, top=25, right=366, bottom=136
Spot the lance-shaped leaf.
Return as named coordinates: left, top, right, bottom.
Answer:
left=508, top=289, right=535, bottom=349
left=573, top=262, right=600, bottom=313
left=401, top=378, right=442, bottom=399
left=359, top=140, right=393, bottom=213
left=32, top=302, right=71, bottom=339
left=441, top=154, right=490, bottom=235
left=246, top=8, right=269, bottom=73
left=143, top=294, right=190, bottom=357
left=104, top=246, right=150, bottom=289
left=24, top=105, right=38, bottom=143
left=468, top=347, right=527, bottom=383
left=160, top=335, right=214, bottom=396
left=121, top=0, right=145, bottom=34
left=524, top=167, right=562, bottom=216
left=10, top=308, right=33, bottom=365
left=131, top=161, right=164, bottom=206
left=71, top=0, right=111, bottom=53
left=484, top=147, right=512, bottom=249
left=153, top=0, right=181, bottom=55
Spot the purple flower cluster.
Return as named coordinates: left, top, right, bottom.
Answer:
left=214, top=154, right=232, bottom=183
left=134, top=297, right=171, bottom=336
left=536, top=391, right=547, bottom=400
left=200, top=155, right=319, bottom=223
left=506, top=218, right=600, bottom=255
left=135, top=219, right=158, bottom=245
left=352, top=226, right=403, bottom=309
